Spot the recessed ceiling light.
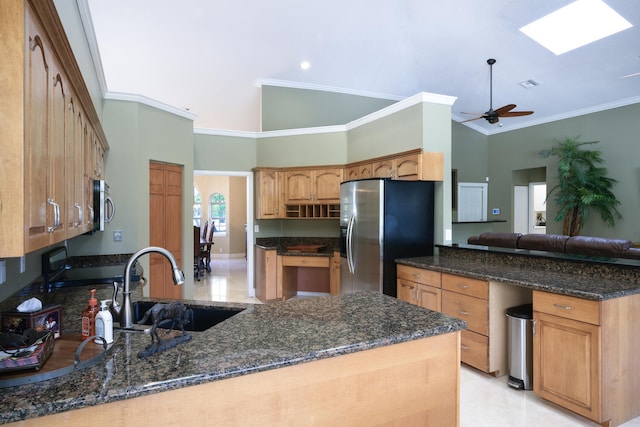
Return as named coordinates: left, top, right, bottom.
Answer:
left=519, top=0, right=632, bottom=55
left=300, top=61, right=311, bottom=70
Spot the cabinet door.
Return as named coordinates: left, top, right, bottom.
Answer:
left=313, top=169, right=342, bottom=202
left=534, top=311, right=601, bottom=422
left=255, top=247, right=278, bottom=302
left=24, top=15, right=52, bottom=252
left=345, top=166, right=359, bottom=182
left=372, top=160, right=394, bottom=178
left=418, top=284, right=441, bottom=311
left=49, top=62, right=67, bottom=245
left=255, top=169, right=280, bottom=219
left=359, top=164, right=373, bottom=179
left=284, top=170, right=312, bottom=203
left=397, top=279, right=418, bottom=305
left=394, top=153, right=420, bottom=180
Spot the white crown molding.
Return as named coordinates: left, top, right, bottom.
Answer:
left=256, top=78, right=405, bottom=101
left=105, top=92, right=198, bottom=120
left=76, top=0, right=108, bottom=95
left=345, top=92, right=457, bottom=130
left=194, top=128, right=259, bottom=138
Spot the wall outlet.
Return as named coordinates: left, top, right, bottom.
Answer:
left=114, top=230, right=123, bottom=242
left=0, top=260, right=6, bottom=285
left=254, top=225, right=259, bottom=233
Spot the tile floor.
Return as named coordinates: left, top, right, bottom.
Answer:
left=194, top=258, right=640, bottom=427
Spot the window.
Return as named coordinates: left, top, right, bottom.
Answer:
left=209, top=192, right=226, bottom=234
left=193, top=186, right=202, bottom=226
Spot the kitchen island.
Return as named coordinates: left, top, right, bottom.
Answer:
left=0, top=291, right=466, bottom=426
left=397, top=244, right=640, bottom=427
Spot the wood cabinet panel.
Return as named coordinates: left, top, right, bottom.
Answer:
left=534, top=310, right=601, bottom=421
left=417, top=284, right=441, bottom=312
left=442, top=290, right=489, bottom=336
left=460, top=329, right=489, bottom=373
left=533, top=291, right=600, bottom=325
left=397, top=265, right=441, bottom=288
left=255, top=247, right=278, bottom=302
left=442, top=273, right=489, bottom=300
left=281, top=256, right=329, bottom=268
left=254, top=169, right=280, bottom=219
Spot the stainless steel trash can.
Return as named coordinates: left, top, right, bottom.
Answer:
left=506, top=303, right=533, bottom=390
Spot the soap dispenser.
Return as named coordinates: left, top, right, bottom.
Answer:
left=81, top=289, right=99, bottom=340
left=95, top=299, right=114, bottom=345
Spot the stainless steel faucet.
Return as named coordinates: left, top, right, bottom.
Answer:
left=111, top=246, right=185, bottom=328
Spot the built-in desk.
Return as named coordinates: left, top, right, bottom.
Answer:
left=281, top=255, right=331, bottom=300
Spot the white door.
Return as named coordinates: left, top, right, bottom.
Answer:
left=458, top=183, right=487, bottom=222
left=514, top=186, right=529, bottom=234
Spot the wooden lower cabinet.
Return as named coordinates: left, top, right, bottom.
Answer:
left=533, top=290, right=640, bottom=427
left=397, top=264, right=441, bottom=311
left=441, top=273, right=530, bottom=376
left=397, top=265, right=530, bottom=376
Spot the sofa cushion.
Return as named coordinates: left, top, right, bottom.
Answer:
left=623, top=247, right=640, bottom=260
left=565, top=236, right=633, bottom=257
left=471, top=232, right=522, bottom=248
left=517, top=234, right=569, bottom=253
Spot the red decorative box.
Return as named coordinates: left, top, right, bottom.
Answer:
left=1, top=305, right=62, bottom=339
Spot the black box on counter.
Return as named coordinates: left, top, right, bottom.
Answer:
left=1, top=305, right=62, bottom=338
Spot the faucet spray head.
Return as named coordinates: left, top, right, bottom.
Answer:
left=173, top=268, right=185, bottom=285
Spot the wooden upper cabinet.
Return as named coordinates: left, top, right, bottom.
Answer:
left=313, top=168, right=342, bottom=202
left=0, top=2, right=108, bottom=257
left=345, top=150, right=444, bottom=183
left=254, top=168, right=281, bottom=219
left=283, top=168, right=342, bottom=204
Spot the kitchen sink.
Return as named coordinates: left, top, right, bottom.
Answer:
left=131, top=301, right=244, bottom=332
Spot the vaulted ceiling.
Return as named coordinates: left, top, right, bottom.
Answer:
left=86, top=0, right=640, bottom=134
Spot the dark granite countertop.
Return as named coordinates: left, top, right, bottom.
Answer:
left=0, top=291, right=465, bottom=424
left=254, top=236, right=339, bottom=256
left=397, top=254, right=640, bottom=301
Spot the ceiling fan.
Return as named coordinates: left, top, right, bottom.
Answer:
left=461, top=58, right=534, bottom=125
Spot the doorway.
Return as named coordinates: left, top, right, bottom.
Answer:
left=194, top=170, right=254, bottom=299
left=513, top=182, right=546, bottom=234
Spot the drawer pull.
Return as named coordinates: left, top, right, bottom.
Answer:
left=460, top=344, right=470, bottom=351
left=457, top=310, right=469, bottom=316
left=553, top=303, right=573, bottom=310
left=411, top=273, right=422, bottom=279
left=457, top=283, right=469, bottom=289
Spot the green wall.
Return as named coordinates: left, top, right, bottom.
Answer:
left=487, top=103, right=640, bottom=241
left=261, top=85, right=397, bottom=131
left=193, top=132, right=257, bottom=172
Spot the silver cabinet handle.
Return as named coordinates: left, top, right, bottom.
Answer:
left=460, top=344, right=469, bottom=351
left=412, top=273, right=422, bottom=280
left=48, top=198, right=60, bottom=232
left=532, top=319, right=537, bottom=336
left=457, top=283, right=469, bottom=289
left=457, top=310, right=469, bottom=316
left=74, top=203, right=82, bottom=226
left=553, top=303, right=573, bottom=310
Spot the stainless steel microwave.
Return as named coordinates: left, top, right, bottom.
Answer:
left=93, top=180, right=115, bottom=231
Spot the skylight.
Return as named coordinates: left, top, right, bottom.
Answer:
left=519, top=0, right=632, bottom=55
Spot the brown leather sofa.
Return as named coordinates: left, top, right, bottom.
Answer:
left=467, top=232, right=640, bottom=260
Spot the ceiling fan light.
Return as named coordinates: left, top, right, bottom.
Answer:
left=519, top=0, right=632, bottom=55
left=519, top=79, right=539, bottom=89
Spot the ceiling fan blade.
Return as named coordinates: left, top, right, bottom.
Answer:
left=460, top=111, right=487, bottom=116
left=619, top=72, right=640, bottom=79
left=500, top=110, right=534, bottom=117
left=459, top=116, right=485, bottom=124
left=493, top=104, right=517, bottom=115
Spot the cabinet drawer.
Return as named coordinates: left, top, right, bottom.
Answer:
left=460, top=329, right=489, bottom=372
left=281, top=256, right=330, bottom=268
left=442, top=290, right=488, bottom=335
left=397, top=265, right=441, bottom=287
left=533, top=291, right=600, bottom=325
left=442, top=274, right=488, bottom=299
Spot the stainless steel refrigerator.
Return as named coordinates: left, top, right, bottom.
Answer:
left=340, top=178, right=435, bottom=297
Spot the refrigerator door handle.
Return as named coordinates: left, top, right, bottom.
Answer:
left=346, top=213, right=356, bottom=273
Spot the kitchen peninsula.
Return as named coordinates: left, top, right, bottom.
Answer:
left=397, top=244, right=640, bottom=427
left=0, top=291, right=465, bottom=426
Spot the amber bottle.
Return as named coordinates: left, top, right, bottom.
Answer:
left=81, top=289, right=99, bottom=339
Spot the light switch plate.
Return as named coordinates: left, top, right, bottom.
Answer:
left=114, top=230, right=123, bottom=241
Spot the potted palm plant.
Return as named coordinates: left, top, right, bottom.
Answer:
left=539, top=137, right=621, bottom=236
